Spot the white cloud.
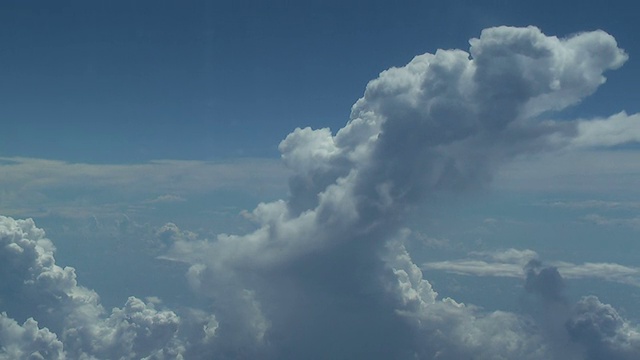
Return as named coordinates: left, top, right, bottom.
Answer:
left=542, top=200, right=640, bottom=210
left=0, top=314, right=65, bottom=360
left=558, top=262, right=640, bottom=287
left=0, top=216, right=192, bottom=359
left=425, top=259, right=528, bottom=277
left=146, top=195, right=187, bottom=204
left=494, top=149, right=640, bottom=193
left=571, top=112, right=640, bottom=148
left=385, top=237, right=552, bottom=359
left=0, top=157, right=288, bottom=219
left=495, top=111, right=640, bottom=194
left=583, top=214, right=640, bottom=229
left=423, top=248, right=539, bottom=278
left=475, top=248, right=540, bottom=263
left=164, top=25, right=637, bottom=358
left=424, top=249, right=640, bottom=287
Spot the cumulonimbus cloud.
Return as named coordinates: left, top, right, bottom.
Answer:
left=163, top=25, right=637, bottom=358
left=2, top=25, right=639, bottom=359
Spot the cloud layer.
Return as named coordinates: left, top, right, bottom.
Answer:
left=424, top=249, right=640, bottom=287
left=2, top=26, right=639, bottom=359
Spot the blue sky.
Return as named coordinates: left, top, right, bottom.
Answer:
left=1, top=0, right=638, bottom=162
left=1, top=1, right=640, bottom=359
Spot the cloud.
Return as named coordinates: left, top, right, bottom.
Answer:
left=520, top=261, right=640, bottom=359
left=0, top=216, right=192, bottom=359
left=525, top=260, right=566, bottom=303
left=583, top=214, right=640, bottom=229
left=0, top=157, right=287, bottom=219
left=173, top=24, right=629, bottom=267
left=567, top=296, right=640, bottom=359
left=0, top=314, right=65, bottom=360
left=423, top=248, right=538, bottom=277
left=571, top=112, right=640, bottom=148
left=145, top=195, right=187, bottom=204
left=3, top=25, right=639, bottom=358
left=163, top=25, right=635, bottom=358
left=493, top=149, right=640, bottom=194
left=541, top=200, right=640, bottom=210
left=424, top=249, right=640, bottom=288
left=383, top=236, right=552, bottom=359
left=522, top=260, right=640, bottom=359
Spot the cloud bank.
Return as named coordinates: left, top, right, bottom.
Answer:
left=0, top=157, right=287, bottom=219
left=424, top=249, right=640, bottom=287
left=2, top=26, right=639, bottom=359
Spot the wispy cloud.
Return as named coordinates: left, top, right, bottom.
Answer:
left=541, top=199, right=640, bottom=210
left=583, top=214, right=640, bottom=229
left=424, top=249, right=640, bottom=287
left=145, top=194, right=187, bottom=204
left=494, top=149, right=640, bottom=193
left=0, top=157, right=288, bottom=218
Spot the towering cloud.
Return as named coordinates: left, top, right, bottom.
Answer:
left=524, top=261, right=640, bottom=360
left=1, top=26, right=638, bottom=359
left=567, top=296, right=640, bottom=359
left=165, top=25, right=634, bottom=358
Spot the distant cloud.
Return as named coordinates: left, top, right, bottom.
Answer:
left=583, top=214, right=640, bottom=229
left=0, top=216, right=190, bottom=359
left=146, top=194, right=187, bottom=204
left=0, top=313, right=65, bottom=360
left=524, top=261, right=640, bottom=359
left=424, top=249, right=640, bottom=287
left=525, top=260, right=566, bottom=303
left=567, top=296, right=640, bottom=359
left=424, top=248, right=538, bottom=278
left=494, top=149, right=640, bottom=193
left=0, top=157, right=287, bottom=219
left=571, top=112, right=640, bottom=148
left=542, top=200, right=640, bottom=210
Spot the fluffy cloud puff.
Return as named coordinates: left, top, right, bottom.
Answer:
left=524, top=262, right=640, bottom=360
left=0, top=216, right=189, bottom=359
left=0, top=313, right=64, bottom=360
left=567, top=296, right=640, bottom=359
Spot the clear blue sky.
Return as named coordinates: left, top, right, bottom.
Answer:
left=1, top=0, right=638, bottom=162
